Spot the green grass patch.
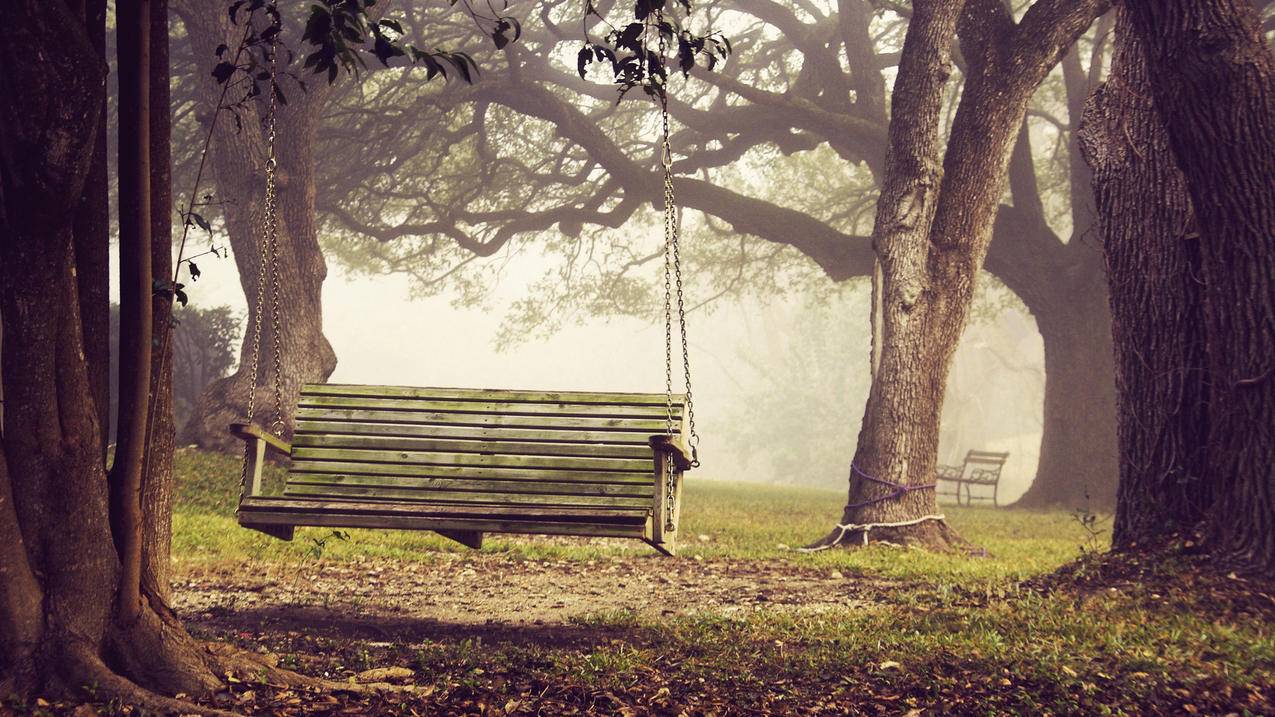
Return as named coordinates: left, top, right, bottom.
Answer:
left=172, top=448, right=1103, bottom=584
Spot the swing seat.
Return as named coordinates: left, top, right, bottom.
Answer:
left=231, top=384, right=690, bottom=555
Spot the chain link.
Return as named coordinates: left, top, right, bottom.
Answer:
left=265, top=40, right=286, bottom=434
left=238, top=36, right=283, bottom=501
left=656, top=12, right=700, bottom=531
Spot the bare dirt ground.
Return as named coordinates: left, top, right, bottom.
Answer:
left=172, top=550, right=890, bottom=639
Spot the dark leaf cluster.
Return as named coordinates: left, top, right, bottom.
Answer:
left=577, top=0, right=729, bottom=101
left=213, top=0, right=482, bottom=109
left=299, top=0, right=479, bottom=82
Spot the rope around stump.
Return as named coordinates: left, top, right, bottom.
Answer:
left=844, top=463, right=937, bottom=510
left=797, top=514, right=947, bottom=552
left=796, top=463, right=944, bottom=552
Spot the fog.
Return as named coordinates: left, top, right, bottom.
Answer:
left=176, top=248, right=1046, bottom=502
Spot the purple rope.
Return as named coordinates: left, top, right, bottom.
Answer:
left=844, top=463, right=937, bottom=511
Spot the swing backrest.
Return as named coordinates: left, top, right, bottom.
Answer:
left=279, top=384, right=685, bottom=513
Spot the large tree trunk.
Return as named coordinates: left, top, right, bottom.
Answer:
left=1121, top=0, right=1275, bottom=568
left=815, top=0, right=1108, bottom=549
left=0, top=3, right=275, bottom=707
left=73, top=0, right=113, bottom=454
left=990, top=53, right=1121, bottom=512
left=1078, top=11, right=1212, bottom=547
left=1017, top=277, right=1119, bottom=509
left=175, top=0, right=338, bottom=452
left=813, top=0, right=968, bottom=550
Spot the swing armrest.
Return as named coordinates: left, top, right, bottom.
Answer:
left=649, top=435, right=693, bottom=472
left=229, top=421, right=292, bottom=456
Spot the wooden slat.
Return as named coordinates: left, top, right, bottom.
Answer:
left=297, top=395, right=681, bottom=420
left=303, top=384, right=684, bottom=407
left=295, top=408, right=678, bottom=433
left=287, top=460, right=653, bottom=484
left=282, top=484, right=652, bottom=508
left=239, top=511, right=650, bottom=539
left=294, top=420, right=660, bottom=446
left=290, top=447, right=652, bottom=472
left=239, top=496, right=649, bottom=522
left=285, top=472, right=654, bottom=497
left=291, top=433, right=653, bottom=459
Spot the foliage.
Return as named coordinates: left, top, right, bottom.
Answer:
left=577, top=0, right=730, bottom=100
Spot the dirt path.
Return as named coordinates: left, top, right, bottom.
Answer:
left=173, top=552, right=893, bottom=641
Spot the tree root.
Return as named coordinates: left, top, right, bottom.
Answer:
left=202, top=641, right=413, bottom=695
left=60, top=643, right=239, bottom=717
left=108, top=598, right=224, bottom=696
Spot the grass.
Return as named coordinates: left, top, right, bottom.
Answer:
left=172, top=447, right=1100, bottom=585
left=165, top=448, right=1273, bottom=715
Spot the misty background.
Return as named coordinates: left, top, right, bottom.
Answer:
left=133, top=248, right=1044, bottom=502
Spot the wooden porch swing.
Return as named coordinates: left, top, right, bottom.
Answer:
left=228, top=42, right=700, bottom=556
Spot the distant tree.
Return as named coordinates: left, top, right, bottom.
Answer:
left=109, top=304, right=241, bottom=440
left=726, top=292, right=870, bottom=488
left=172, top=305, right=241, bottom=432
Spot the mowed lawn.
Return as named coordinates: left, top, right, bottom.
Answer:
left=172, top=448, right=1094, bottom=582
left=167, top=449, right=1273, bottom=716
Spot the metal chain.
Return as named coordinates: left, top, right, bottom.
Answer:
left=264, top=38, right=286, bottom=434
left=656, top=13, right=701, bottom=531
left=238, top=36, right=283, bottom=500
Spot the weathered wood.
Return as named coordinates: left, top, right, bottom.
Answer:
left=289, top=446, right=651, bottom=472
left=240, top=511, right=650, bottom=539
left=652, top=453, right=672, bottom=547
left=295, top=408, right=676, bottom=433
left=236, top=384, right=693, bottom=554
left=303, top=384, right=685, bottom=407
left=650, top=434, right=693, bottom=471
left=281, top=483, right=654, bottom=508
left=297, top=395, right=683, bottom=419
left=229, top=420, right=292, bottom=454
left=294, top=421, right=661, bottom=445
left=288, top=460, right=653, bottom=484
left=435, top=529, right=483, bottom=549
left=286, top=472, right=655, bottom=496
left=243, top=523, right=294, bottom=541
left=239, top=496, right=651, bottom=521
left=291, top=433, right=654, bottom=459
left=245, top=437, right=266, bottom=497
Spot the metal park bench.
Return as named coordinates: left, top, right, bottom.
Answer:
left=936, top=450, right=1009, bottom=506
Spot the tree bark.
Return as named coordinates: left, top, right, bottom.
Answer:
left=814, top=0, right=1110, bottom=549
left=1078, top=11, right=1212, bottom=547
left=815, top=0, right=968, bottom=550
left=0, top=0, right=118, bottom=684
left=1, top=1, right=230, bottom=704
left=112, top=0, right=155, bottom=626
left=1121, top=0, right=1275, bottom=568
left=73, top=0, right=112, bottom=455
left=143, top=0, right=178, bottom=605
left=175, top=0, right=338, bottom=451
